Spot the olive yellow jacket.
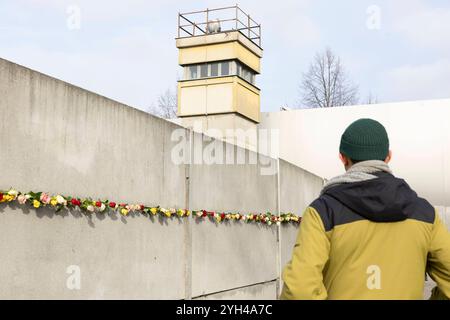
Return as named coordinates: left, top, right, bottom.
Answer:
left=281, top=172, right=450, bottom=300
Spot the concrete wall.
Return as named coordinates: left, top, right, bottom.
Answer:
left=278, top=159, right=325, bottom=271
left=0, top=205, right=187, bottom=299
left=0, top=58, right=188, bottom=299
left=0, top=58, right=322, bottom=299
left=190, top=136, right=279, bottom=297
left=259, top=100, right=450, bottom=206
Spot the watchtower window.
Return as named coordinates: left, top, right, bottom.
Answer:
left=189, top=65, right=198, bottom=79
left=200, top=64, right=208, bottom=78
left=221, top=62, right=230, bottom=76
left=184, top=60, right=257, bottom=85
left=210, top=62, right=219, bottom=77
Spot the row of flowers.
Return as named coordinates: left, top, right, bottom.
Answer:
left=0, top=188, right=302, bottom=226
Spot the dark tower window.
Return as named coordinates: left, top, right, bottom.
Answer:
left=221, top=62, right=230, bottom=76
left=184, top=60, right=257, bottom=85
left=189, top=65, right=198, bottom=79
left=200, top=64, right=208, bottom=78
left=210, top=62, right=219, bottom=77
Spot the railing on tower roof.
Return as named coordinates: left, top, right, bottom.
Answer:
left=177, top=5, right=262, bottom=47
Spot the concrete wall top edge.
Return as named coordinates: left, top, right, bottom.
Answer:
left=261, top=98, right=450, bottom=116
left=0, top=57, right=185, bottom=131
left=278, top=158, right=325, bottom=182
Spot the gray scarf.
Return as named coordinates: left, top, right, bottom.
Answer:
left=321, top=160, right=392, bottom=195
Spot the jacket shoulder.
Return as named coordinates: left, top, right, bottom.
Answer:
left=309, top=195, right=365, bottom=231
left=405, top=196, right=435, bottom=224
left=309, top=193, right=436, bottom=230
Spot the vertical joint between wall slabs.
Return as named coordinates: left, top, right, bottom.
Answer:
left=184, top=128, right=194, bottom=300
left=275, top=158, right=282, bottom=298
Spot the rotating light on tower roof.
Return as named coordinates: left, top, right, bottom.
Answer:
left=206, top=19, right=221, bottom=33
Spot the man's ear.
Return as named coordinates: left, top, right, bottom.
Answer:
left=339, top=153, right=349, bottom=166
left=384, top=150, right=392, bottom=164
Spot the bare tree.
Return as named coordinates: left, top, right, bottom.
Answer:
left=147, top=87, right=178, bottom=119
left=365, top=92, right=379, bottom=104
left=299, top=48, right=358, bottom=108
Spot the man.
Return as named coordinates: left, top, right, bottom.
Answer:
left=280, top=118, right=450, bottom=300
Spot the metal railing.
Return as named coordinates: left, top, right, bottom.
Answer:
left=177, top=5, right=261, bottom=47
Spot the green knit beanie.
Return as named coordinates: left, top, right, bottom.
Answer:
left=339, top=118, right=389, bottom=161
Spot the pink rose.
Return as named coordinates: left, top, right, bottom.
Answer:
left=40, top=193, right=50, bottom=204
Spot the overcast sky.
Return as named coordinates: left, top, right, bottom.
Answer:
left=1, top=0, right=449, bottom=112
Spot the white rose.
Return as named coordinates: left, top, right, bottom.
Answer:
left=100, top=203, right=106, bottom=212
left=7, top=189, right=18, bottom=197
left=17, top=194, right=27, bottom=204
left=56, top=195, right=66, bottom=205
left=87, top=205, right=95, bottom=212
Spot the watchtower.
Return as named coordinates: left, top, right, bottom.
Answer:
left=176, top=5, right=262, bottom=147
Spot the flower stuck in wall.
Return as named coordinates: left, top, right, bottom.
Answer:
left=0, top=188, right=302, bottom=226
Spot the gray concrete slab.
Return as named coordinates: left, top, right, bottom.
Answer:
left=0, top=205, right=186, bottom=299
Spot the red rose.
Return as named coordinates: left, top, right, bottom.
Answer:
left=71, top=198, right=79, bottom=206
left=109, top=202, right=116, bottom=208
left=220, top=213, right=225, bottom=220
left=0, top=193, right=3, bottom=201
left=95, top=201, right=102, bottom=207
left=209, top=212, right=214, bottom=217
left=202, top=210, right=207, bottom=218
left=140, top=205, right=145, bottom=211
